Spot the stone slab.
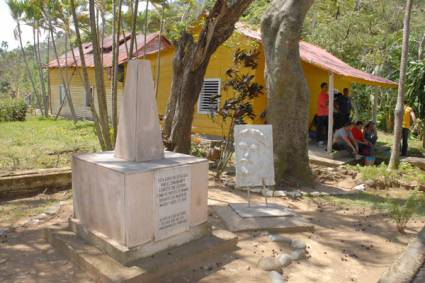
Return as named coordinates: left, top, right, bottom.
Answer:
left=45, top=227, right=237, bottom=283
left=229, top=203, right=295, bottom=218
left=70, top=218, right=210, bottom=265
left=234, top=125, right=275, bottom=187
left=214, top=205, right=314, bottom=233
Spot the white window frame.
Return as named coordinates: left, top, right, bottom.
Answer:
left=59, top=84, right=66, bottom=104
left=198, top=78, right=221, bottom=115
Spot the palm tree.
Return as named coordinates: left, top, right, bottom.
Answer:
left=388, top=0, right=414, bottom=169
left=69, top=0, right=107, bottom=150
left=41, top=1, right=78, bottom=122
left=7, top=0, right=44, bottom=115
left=22, top=1, right=48, bottom=116
left=89, top=0, right=113, bottom=149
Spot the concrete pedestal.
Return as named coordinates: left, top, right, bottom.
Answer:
left=72, top=151, right=209, bottom=264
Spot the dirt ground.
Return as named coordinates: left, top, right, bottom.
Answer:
left=0, top=169, right=424, bottom=283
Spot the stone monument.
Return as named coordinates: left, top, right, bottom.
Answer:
left=234, top=125, right=275, bottom=188
left=70, top=60, right=209, bottom=265
left=214, top=124, right=313, bottom=233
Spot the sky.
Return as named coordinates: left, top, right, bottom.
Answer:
left=0, top=0, right=35, bottom=50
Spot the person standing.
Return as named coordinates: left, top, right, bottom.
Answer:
left=316, top=82, right=329, bottom=145
left=336, top=88, right=352, bottom=125
left=401, top=101, right=416, bottom=156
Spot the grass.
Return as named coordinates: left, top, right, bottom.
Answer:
left=348, top=161, right=425, bottom=186
left=0, top=116, right=100, bottom=172
left=313, top=190, right=425, bottom=219
left=0, top=198, right=57, bottom=226
left=376, top=130, right=425, bottom=158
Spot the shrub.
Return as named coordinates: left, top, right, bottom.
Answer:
left=0, top=99, right=28, bottom=122
left=387, top=190, right=424, bottom=233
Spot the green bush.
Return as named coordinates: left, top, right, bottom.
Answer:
left=0, top=99, right=28, bottom=122
left=387, top=190, right=424, bottom=233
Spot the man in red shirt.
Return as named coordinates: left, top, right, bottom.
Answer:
left=352, top=121, right=372, bottom=155
left=316, top=82, right=329, bottom=144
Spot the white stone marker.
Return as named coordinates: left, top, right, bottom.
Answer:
left=71, top=60, right=209, bottom=264
left=234, top=125, right=275, bottom=187
left=114, top=60, right=164, bottom=162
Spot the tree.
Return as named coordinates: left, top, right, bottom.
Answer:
left=163, top=0, right=254, bottom=154
left=261, top=0, right=315, bottom=187
left=70, top=0, right=108, bottom=150
left=89, top=0, right=113, bottom=149
left=23, top=1, right=48, bottom=116
left=7, top=0, right=44, bottom=115
left=388, top=0, right=414, bottom=170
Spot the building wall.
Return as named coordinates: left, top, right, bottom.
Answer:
left=49, top=34, right=352, bottom=137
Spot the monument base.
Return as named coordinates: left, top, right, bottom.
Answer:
left=72, top=151, right=209, bottom=264
left=70, top=218, right=210, bottom=265
left=45, top=227, right=237, bottom=283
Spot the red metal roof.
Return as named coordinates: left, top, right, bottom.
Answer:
left=236, top=24, right=397, bottom=88
left=48, top=32, right=171, bottom=68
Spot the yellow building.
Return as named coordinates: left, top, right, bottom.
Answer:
left=48, top=26, right=396, bottom=137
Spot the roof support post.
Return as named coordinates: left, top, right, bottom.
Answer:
left=327, top=72, right=334, bottom=153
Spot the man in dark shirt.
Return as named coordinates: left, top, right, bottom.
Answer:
left=336, top=88, right=352, bottom=125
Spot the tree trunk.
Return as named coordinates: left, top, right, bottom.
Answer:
left=163, top=0, right=254, bottom=153
left=155, top=4, right=165, bottom=98
left=70, top=0, right=106, bottom=150
left=143, top=0, right=149, bottom=57
left=111, top=0, right=123, bottom=144
left=388, top=0, right=413, bottom=170
left=89, top=0, right=113, bottom=150
left=129, top=0, right=139, bottom=58
left=43, top=10, right=78, bottom=122
left=16, top=21, right=44, bottom=115
left=418, top=33, right=425, bottom=61
left=51, top=26, right=77, bottom=123
left=33, top=25, right=48, bottom=117
left=46, top=34, right=52, bottom=114
left=261, top=0, right=315, bottom=186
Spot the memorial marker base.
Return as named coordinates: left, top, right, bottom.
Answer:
left=72, top=151, right=209, bottom=264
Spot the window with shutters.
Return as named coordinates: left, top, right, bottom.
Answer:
left=59, top=85, right=66, bottom=104
left=198, top=78, right=220, bottom=114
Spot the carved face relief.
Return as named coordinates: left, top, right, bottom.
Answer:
left=234, top=125, right=275, bottom=187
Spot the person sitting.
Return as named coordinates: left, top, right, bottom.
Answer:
left=364, top=121, right=378, bottom=145
left=333, top=122, right=358, bottom=155
left=351, top=121, right=371, bottom=156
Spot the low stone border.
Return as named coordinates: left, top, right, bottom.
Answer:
left=233, top=187, right=361, bottom=199
left=0, top=168, right=71, bottom=199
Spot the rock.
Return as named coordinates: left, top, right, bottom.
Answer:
left=45, top=203, right=61, bottom=215
left=274, top=191, right=287, bottom=197
left=268, top=271, right=285, bottom=283
left=262, top=189, right=274, bottom=197
left=258, top=257, right=282, bottom=272
left=353, top=184, right=366, bottom=191
left=311, top=192, right=321, bottom=197
left=290, top=240, right=306, bottom=250
left=269, top=234, right=292, bottom=244
left=289, top=249, right=306, bottom=261
left=277, top=253, right=293, bottom=267
left=0, top=228, right=8, bottom=243
left=287, top=191, right=302, bottom=199
left=0, top=257, right=8, bottom=264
